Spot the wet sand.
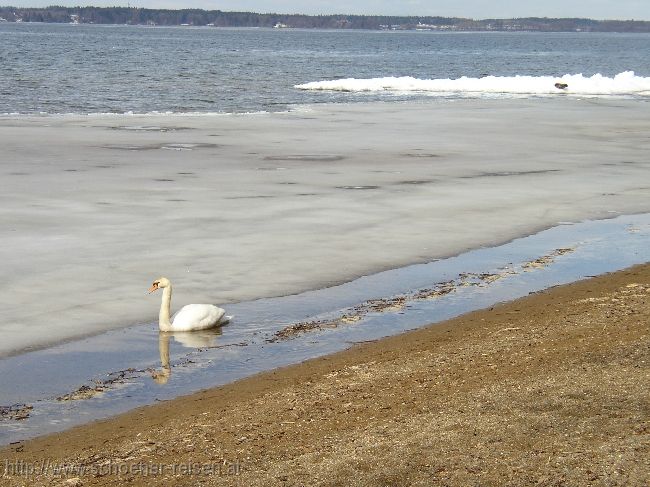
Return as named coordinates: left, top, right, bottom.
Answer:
left=1, top=263, right=648, bottom=486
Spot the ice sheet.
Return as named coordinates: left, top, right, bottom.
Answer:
left=296, top=71, right=650, bottom=96
left=1, top=97, right=649, bottom=356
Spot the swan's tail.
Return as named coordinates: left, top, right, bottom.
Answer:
left=220, top=315, right=233, bottom=325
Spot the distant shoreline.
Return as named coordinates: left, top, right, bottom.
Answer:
left=1, top=7, right=650, bottom=32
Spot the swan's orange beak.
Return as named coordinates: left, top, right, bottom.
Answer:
left=148, top=283, right=159, bottom=293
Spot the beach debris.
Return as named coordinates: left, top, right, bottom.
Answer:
left=0, top=403, right=33, bottom=420
left=555, top=82, right=569, bottom=90
left=523, top=248, right=574, bottom=270
left=269, top=274, right=494, bottom=340
left=57, top=384, right=106, bottom=401
left=458, top=271, right=512, bottom=286
left=105, top=368, right=139, bottom=383
left=57, top=368, right=141, bottom=401
left=269, top=247, right=578, bottom=343
left=340, top=315, right=362, bottom=324
left=269, top=320, right=339, bottom=341
left=413, top=281, right=457, bottom=300
left=363, top=296, right=407, bottom=313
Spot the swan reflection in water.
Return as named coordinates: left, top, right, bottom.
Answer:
left=151, top=328, right=223, bottom=384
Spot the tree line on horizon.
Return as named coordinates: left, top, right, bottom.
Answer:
left=1, top=6, right=649, bottom=32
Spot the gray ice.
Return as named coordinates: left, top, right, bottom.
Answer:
left=1, top=97, right=649, bottom=356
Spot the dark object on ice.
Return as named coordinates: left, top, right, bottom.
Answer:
left=0, top=403, right=33, bottom=420
left=555, top=82, right=569, bottom=90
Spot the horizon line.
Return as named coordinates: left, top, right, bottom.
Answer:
left=1, top=6, right=649, bottom=23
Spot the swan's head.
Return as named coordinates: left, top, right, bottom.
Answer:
left=148, top=277, right=171, bottom=293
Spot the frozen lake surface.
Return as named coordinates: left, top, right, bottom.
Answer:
left=1, top=97, right=650, bottom=357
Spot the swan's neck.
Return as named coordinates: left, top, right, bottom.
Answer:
left=159, top=285, right=173, bottom=332
left=158, top=333, right=171, bottom=368
left=152, top=332, right=171, bottom=384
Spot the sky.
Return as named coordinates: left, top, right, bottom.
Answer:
left=6, top=0, right=650, bottom=20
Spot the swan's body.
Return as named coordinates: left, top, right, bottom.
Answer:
left=149, top=277, right=231, bottom=332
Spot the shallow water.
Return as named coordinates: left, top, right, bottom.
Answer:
left=0, top=213, right=649, bottom=445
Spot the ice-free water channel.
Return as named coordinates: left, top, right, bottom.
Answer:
left=1, top=213, right=649, bottom=445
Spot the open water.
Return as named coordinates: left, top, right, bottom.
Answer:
left=1, top=24, right=649, bottom=114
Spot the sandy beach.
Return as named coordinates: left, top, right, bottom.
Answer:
left=1, top=263, right=648, bottom=486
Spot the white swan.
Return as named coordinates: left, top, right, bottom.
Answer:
left=148, top=277, right=231, bottom=332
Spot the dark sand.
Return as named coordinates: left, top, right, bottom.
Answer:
left=1, top=264, right=649, bottom=486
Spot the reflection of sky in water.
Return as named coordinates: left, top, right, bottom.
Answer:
left=1, top=213, right=649, bottom=445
